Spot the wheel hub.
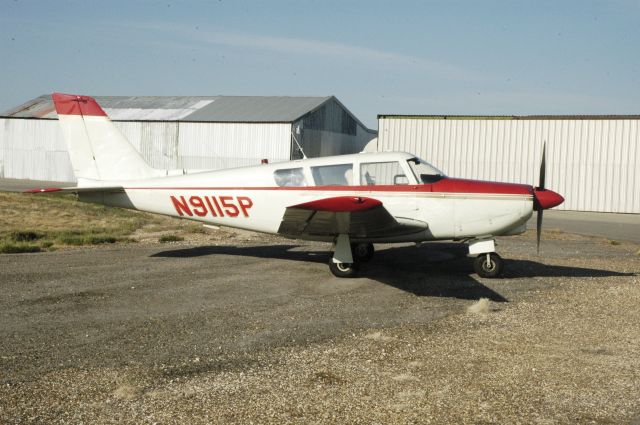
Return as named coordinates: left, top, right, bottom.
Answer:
left=483, top=254, right=495, bottom=271
left=336, top=262, right=352, bottom=272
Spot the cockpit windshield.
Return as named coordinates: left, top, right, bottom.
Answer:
left=407, top=157, right=446, bottom=184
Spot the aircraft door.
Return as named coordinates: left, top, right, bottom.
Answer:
left=358, top=160, right=419, bottom=219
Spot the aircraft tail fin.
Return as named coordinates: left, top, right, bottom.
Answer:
left=52, top=93, right=159, bottom=183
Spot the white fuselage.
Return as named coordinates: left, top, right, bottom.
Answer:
left=80, top=152, right=534, bottom=243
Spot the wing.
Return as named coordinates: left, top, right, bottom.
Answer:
left=277, top=196, right=427, bottom=239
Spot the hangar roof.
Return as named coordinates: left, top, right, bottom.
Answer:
left=2, top=95, right=334, bottom=122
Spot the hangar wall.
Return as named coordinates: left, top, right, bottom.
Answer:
left=292, top=98, right=376, bottom=159
left=0, top=119, right=75, bottom=182
left=1, top=94, right=376, bottom=183
left=294, top=126, right=375, bottom=158
left=378, top=116, right=640, bottom=213
left=0, top=118, right=291, bottom=182
left=119, top=121, right=292, bottom=170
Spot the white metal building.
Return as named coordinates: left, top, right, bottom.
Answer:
left=377, top=115, right=640, bottom=213
left=0, top=95, right=376, bottom=182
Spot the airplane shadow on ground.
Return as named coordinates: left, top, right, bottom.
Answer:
left=152, top=243, right=634, bottom=303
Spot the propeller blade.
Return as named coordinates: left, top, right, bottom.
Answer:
left=539, top=142, right=546, bottom=190
left=536, top=142, right=548, bottom=253
left=536, top=209, right=543, bottom=254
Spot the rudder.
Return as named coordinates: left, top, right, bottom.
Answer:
left=52, top=93, right=159, bottom=182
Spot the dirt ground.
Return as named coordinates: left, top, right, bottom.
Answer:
left=1, top=230, right=639, bottom=424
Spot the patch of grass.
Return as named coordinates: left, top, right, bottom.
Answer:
left=0, top=192, right=203, bottom=250
left=185, top=225, right=207, bottom=234
left=546, top=228, right=564, bottom=234
left=1, top=231, right=55, bottom=253
left=0, top=242, right=42, bottom=254
left=159, top=234, right=184, bottom=243
left=1, top=192, right=157, bottom=243
left=40, top=241, right=54, bottom=249
left=609, top=240, right=621, bottom=246
left=10, top=230, right=44, bottom=242
left=55, top=233, right=85, bottom=246
left=85, top=235, right=118, bottom=244
left=54, top=231, right=122, bottom=246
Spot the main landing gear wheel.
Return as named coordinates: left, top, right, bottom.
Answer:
left=329, top=260, right=359, bottom=278
left=474, top=253, right=504, bottom=278
left=351, top=243, right=374, bottom=262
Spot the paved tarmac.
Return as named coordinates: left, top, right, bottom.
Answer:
left=1, top=232, right=638, bottom=423
left=528, top=210, right=640, bottom=243
left=0, top=240, right=497, bottom=383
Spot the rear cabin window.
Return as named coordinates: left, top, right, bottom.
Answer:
left=274, top=168, right=307, bottom=187
left=311, top=164, right=353, bottom=186
left=360, top=161, right=409, bottom=185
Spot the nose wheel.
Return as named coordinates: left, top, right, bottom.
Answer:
left=328, top=260, right=359, bottom=278
left=328, top=235, right=369, bottom=278
left=473, top=253, right=504, bottom=278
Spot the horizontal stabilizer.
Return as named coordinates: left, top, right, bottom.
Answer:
left=25, top=186, right=124, bottom=194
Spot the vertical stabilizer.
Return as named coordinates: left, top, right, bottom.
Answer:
left=52, top=93, right=158, bottom=182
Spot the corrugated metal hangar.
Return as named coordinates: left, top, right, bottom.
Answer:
left=0, top=95, right=377, bottom=182
left=377, top=115, right=640, bottom=213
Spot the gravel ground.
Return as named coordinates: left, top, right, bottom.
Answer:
left=1, top=230, right=639, bottom=424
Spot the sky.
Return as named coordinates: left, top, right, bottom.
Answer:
left=1, top=0, right=639, bottom=128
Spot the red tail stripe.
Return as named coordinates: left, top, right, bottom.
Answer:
left=52, top=93, right=107, bottom=117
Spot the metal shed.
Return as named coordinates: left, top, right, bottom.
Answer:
left=0, top=95, right=376, bottom=182
left=377, top=115, right=640, bottom=214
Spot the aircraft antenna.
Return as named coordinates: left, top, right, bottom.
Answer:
left=291, top=125, right=307, bottom=159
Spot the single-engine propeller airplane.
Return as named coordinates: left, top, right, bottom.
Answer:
left=27, top=93, right=564, bottom=278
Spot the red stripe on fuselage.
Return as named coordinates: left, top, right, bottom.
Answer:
left=125, top=178, right=533, bottom=195
left=430, top=178, right=533, bottom=195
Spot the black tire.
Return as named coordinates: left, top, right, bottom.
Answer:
left=351, top=243, right=374, bottom=262
left=473, top=253, right=504, bottom=278
left=329, top=260, right=359, bottom=278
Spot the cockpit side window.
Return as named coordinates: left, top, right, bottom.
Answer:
left=311, top=164, right=353, bottom=186
left=360, top=161, right=408, bottom=185
left=274, top=167, right=307, bottom=187
left=407, top=157, right=445, bottom=184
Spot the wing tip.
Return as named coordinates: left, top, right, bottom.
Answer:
left=24, top=187, right=64, bottom=193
